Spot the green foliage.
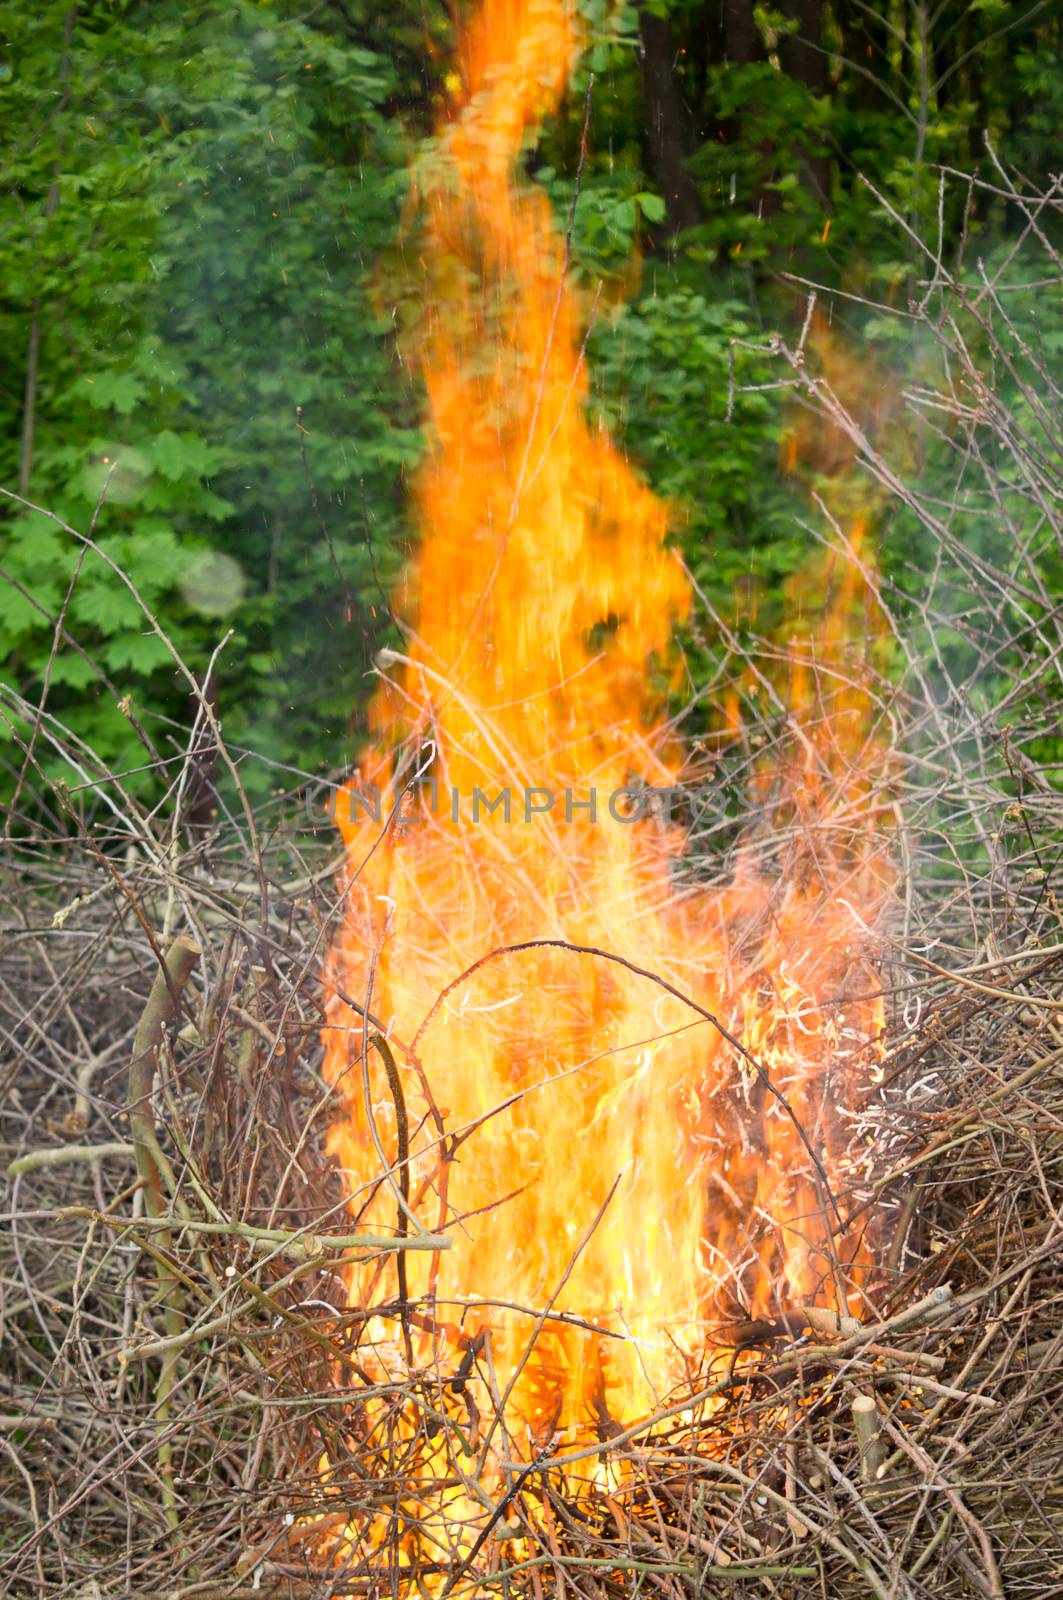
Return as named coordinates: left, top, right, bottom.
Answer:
left=872, top=265, right=1063, bottom=758
left=0, top=0, right=425, bottom=798
left=587, top=288, right=802, bottom=595
left=1, top=0, right=1061, bottom=812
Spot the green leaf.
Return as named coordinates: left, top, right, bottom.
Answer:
left=0, top=582, right=50, bottom=638
left=32, top=650, right=98, bottom=689
left=635, top=192, right=666, bottom=225
left=86, top=370, right=147, bottom=414
left=70, top=580, right=143, bottom=636
left=105, top=632, right=172, bottom=672
left=152, top=430, right=213, bottom=481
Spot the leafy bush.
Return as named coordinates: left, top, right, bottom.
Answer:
left=0, top=0, right=424, bottom=797
left=3, top=0, right=1061, bottom=811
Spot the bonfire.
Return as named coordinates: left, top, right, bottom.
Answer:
left=2, top=1, right=1062, bottom=1596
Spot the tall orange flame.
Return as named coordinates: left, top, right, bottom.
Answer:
left=322, top=0, right=890, bottom=1461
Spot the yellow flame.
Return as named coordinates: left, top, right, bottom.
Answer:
left=319, top=1, right=891, bottom=1562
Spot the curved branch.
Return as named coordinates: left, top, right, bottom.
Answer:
left=413, top=937, right=843, bottom=1229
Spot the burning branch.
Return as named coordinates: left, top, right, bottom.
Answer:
left=414, top=936, right=845, bottom=1230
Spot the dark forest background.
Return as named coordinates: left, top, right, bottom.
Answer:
left=2, top=0, right=1060, bottom=804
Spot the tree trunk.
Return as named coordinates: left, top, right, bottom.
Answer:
left=837, top=0, right=892, bottom=114
left=638, top=5, right=703, bottom=235
left=777, top=0, right=831, bottom=202
left=717, top=1, right=778, bottom=221
left=702, top=0, right=766, bottom=70
left=778, top=0, right=828, bottom=92
left=724, top=0, right=764, bottom=65
left=18, top=7, right=77, bottom=496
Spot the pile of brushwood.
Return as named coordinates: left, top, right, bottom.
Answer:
left=1, top=780, right=1060, bottom=1600
left=2, top=173, right=1062, bottom=1597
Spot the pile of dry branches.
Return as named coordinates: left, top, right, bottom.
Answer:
left=1, top=835, right=1060, bottom=1598
left=1, top=170, right=1061, bottom=1597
